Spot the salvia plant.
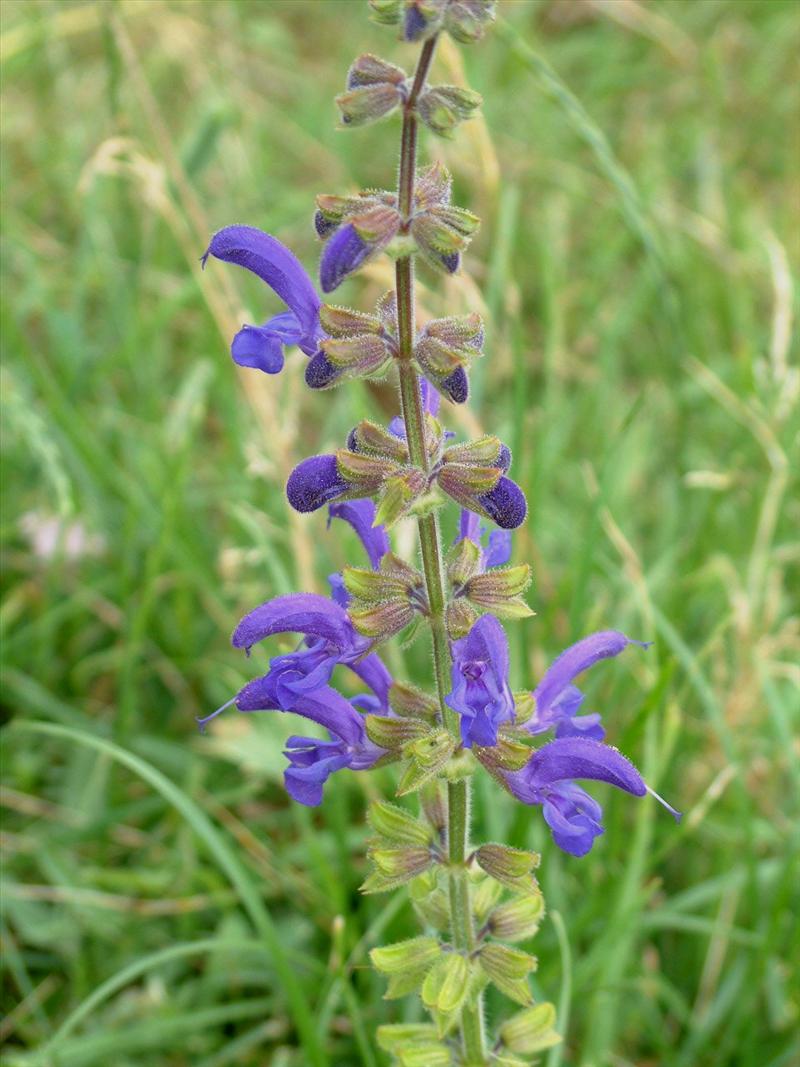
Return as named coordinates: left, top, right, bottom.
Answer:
left=200, top=2, right=680, bottom=1063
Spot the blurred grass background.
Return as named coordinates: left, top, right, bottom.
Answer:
left=1, top=0, right=799, bottom=1064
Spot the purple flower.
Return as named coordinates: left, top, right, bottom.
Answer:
left=286, top=454, right=352, bottom=513
left=478, top=476, right=527, bottom=530
left=320, top=224, right=372, bottom=293
left=446, top=614, right=514, bottom=748
left=506, top=737, right=654, bottom=857
left=458, top=508, right=512, bottom=570
left=526, top=631, right=648, bottom=741
left=203, top=225, right=323, bottom=373
left=328, top=499, right=389, bottom=571
left=198, top=593, right=392, bottom=804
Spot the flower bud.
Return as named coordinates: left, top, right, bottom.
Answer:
left=445, top=598, right=479, bottom=640
left=397, top=730, right=456, bottom=795
left=369, top=845, right=433, bottom=881
left=286, top=454, right=351, bottom=513
left=319, top=304, right=383, bottom=337
left=305, top=350, right=343, bottom=389
left=404, top=0, right=441, bottom=41
left=351, top=598, right=416, bottom=639
left=425, top=311, right=484, bottom=347
left=369, top=799, right=434, bottom=845
left=365, top=714, right=430, bottom=750
left=370, top=936, right=442, bottom=974
left=441, top=365, right=468, bottom=401
left=336, top=83, right=403, bottom=128
left=321, top=334, right=392, bottom=376
left=346, top=53, right=407, bottom=90
left=448, top=535, right=483, bottom=587
left=368, top=0, right=403, bottom=26
left=445, top=0, right=496, bottom=43
left=478, top=944, right=536, bottom=1005
left=488, top=892, right=545, bottom=942
left=471, top=873, right=504, bottom=923
left=499, top=1003, right=561, bottom=1056
left=444, top=435, right=504, bottom=467
left=343, top=567, right=410, bottom=602
left=336, top=448, right=400, bottom=489
left=349, top=420, right=409, bottom=461
left=437, top=462, right=501, bottom=512
left=422, top=953, right=471, bottom=1015
left=415, top=160, right=452, bottom=208
left=418, top=85, right=482, bottom=137
left=374, top=468, right=428, bottom=527
left=475, top=737, right=532, bottom=773
left=477, top=476, right=528, bottom=530
left=475, top=843, right=540, bottom=893
left=411, top=881, right=451, bottom=929
left=390, top=681, right=440, bottom=720
left=464, top=565, right=534, bottom=620
left=421, top=781, right=447, bottom=830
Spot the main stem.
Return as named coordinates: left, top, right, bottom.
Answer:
left=395, top=36, right=486, bottom=1066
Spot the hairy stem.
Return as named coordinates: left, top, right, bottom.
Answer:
left=395, top=35, right=487, bottom=1066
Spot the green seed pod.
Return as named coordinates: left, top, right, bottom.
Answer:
left=488, top=891, right=545, bottom=942
left=499, top=1002, right=562, bottom=1056
left=370, top=935, right=441, bottom=974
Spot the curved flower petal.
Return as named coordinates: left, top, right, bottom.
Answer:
left=533, top=631, right=645, bottom=717
left=520, top=737, right=647, bottom=798
left=203, top=225, right=321, bottom=355
left=235, top=682, right=366, bottom=746
left=541, top=783, right=605, bottom=856
left=320, top=224, right=371, bottom=293
left=347, top=651, right=392, bottom=711
left=230, top=315, right=301, bottom=374
left=231, top=592, right=353, bottom=652
left=286, top=454, right=351, bottom=513
left=478, top=476, right=527, bottom=530
left=328, top=499, right=389, bottom=570
left=284, top=736, right=351, bottom=806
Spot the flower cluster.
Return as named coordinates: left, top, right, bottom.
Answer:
left=202, top=4, right=679, bottom=1062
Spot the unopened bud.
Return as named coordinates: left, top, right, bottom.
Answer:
left=421, top=953, right=470, bottom=1015
left=369, top=846, right=433, bottom=881
left=351, top=599, right=416, bottom=639
left=337, top=84, right=403, bottom=128
left=397, top=731, right=456, bottom=795
left=477, top=476, right=528, bottom=530
left=346, top=53, right=407, bottom=89
left=499, top=1003, right=561, bottom=1056
left=365, top=714, right=431, bottom=751
left=437, top=461, right=501, bottom=512
left=418, top=84, right=482, bottom=137
left=322, top=334, right=391, bottom=374
left=390, top=681, right=439, bottom=720
left=420, top=781, right=447, bottom=831
left=413, top=887, right=451, bottom=929
left=375, top=468, right=427, bottom=527
left=478, top=943, right=536, bottom=1005
left=350, top=420, right=409, bottom=461
left=448, top=535, right=482, bottom=587
left=425, top=312, right=484, bottom=348
left=488, top=892, right=545, bottom=942
left=336, top=448, right=399, bottom=488
left=444, top=435, right=503, bottom=467
left=343, top=567, right=409, bottom=602
left=370, top=800, right=434, bottom=846
left=445, top=0, right=496, bottom=43
left=471, top=873, right=504, bottom=923
left=370, top=936, right=441, bottom=974
left=397, top=1045, right=452, bottom=1067
left=368, top=0, right=403, bottom=26
left=446, top=598, right=479, bottom=639
left=319, top=304, right=383, bottom=337
left=475, top=843, right=540, bottom=892
left=475, top=737, right=532, bottom=773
